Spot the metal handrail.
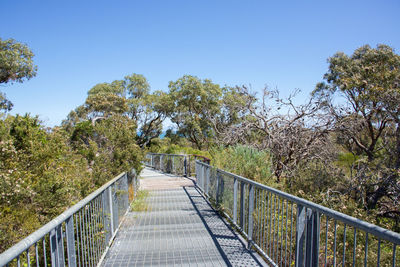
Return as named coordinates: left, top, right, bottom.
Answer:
left=215, top=168, right=400, bottom=244
left=145, top=153, right=188, bottom=176
left=0, top=169, right=138, bottom=267
left=145, top=153, right=210, bottom=177
left=195, top=160, right=400, bottom=267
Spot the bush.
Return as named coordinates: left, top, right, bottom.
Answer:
left=0, top=115, right=93, bottom=252
left=210, top=145, right=275, bottom=185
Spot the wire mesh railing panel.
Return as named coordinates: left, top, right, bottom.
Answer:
left=0, top=171, right=137, bottom=267
left=143, top=153, right=151, bottom=166
left=172, top=156, right=185, bottom=175
left=207, top=168, right=218, bottom=202
left=217, top=171, right=235, bottom=218
left=194, top=160, right=400, bottom=267
left=147, top=153, right=188, bottom=176
left=254, top=191, right=298, bottom=267
left=188, top=156, right=196, bottom=177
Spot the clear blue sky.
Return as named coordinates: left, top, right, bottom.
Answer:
left=1, top=0, right=399, bottom=126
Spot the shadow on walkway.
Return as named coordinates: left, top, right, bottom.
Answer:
left=183, top=186, right=267, bottom=267
left=101, top=168, right=268, bottom=266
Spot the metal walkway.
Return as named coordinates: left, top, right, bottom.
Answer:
left=2, top=154, right=400, bottom=267
left=101, top=168, right=267, bottom=267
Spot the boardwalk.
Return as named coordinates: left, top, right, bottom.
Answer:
left=102, top=168, right=267, bottom=267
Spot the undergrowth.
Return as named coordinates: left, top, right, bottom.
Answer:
left=130, top=190, right=150, bottom=212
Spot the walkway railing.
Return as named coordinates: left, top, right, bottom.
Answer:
left=0, top=169, right=138, bottom=267
left=195, top=161, right=400, bottom=267
left=144, top=153, right=210, bottom=177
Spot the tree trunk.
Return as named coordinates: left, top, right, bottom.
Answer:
left=396, top=124, right=400, bottom=169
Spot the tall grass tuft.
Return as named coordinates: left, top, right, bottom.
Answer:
left=210, top=145, right=275, bottom=186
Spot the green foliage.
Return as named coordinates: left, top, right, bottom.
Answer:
left=130, top=190, right=149, bottom=212
left=167, top=75, right=222, bottom=149
left=315, top=44, right=400, bottom=229
left=0, top=92, right=13, bottom=112
left=70, top=114, right=143, bottom=186
left=85, top=93, right=128, bottom=119
left=0, top=38, right=37, bottom=115
left=0, top=114, right=93, bottom=252
left=134, top=90, right=170, bottom=148
left=314, top=44, right=400, bottom=161
left=210, top=145, right=274, bottom=185
left=87, top=82, right=124, bottom=96
left=3, top=43, right=400, bottom=257
left=0, top=111, right=144, bottom=253
left=0, top=38, right=37, bottom=84
left=337, top=152, right=358, bottom=169
left=315, top=44, right=400, bottom=101
left=150, top=137, right=211, bottom=158
left=64, top=73, right=167, bottom=148
left=124, top=73, right=150, bottom=99
left=288, top=160, right=345, bottom=201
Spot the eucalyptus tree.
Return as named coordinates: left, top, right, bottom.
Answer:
left=0, top=38, right=37, bottom=112
left=123, top=74, right=169, bottom=147
left=211, top=85, right=257, bottom=145
left=0, top=38, right=37, bottom=84
left=314, top=44, right=400, bottom=161
left=315, top=44, right=400, bottom=225
left=167, top=75, right=222, bottom=149
left=63, top=73, right=167, bottom=149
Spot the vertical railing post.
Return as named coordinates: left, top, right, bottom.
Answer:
left=170, top=155, right=173, bottom=174
left=167, top=155, right=170, bottom=173
left=113, top=182, right=119, bottom=230
left=216, top=170, right=220, bottom=204
left=194, top=161, right=198, bottom=184
left=133, top=171, right=138, bottom=198
left=295, top=205, right=306, bottom=267
left=124, top=173, right=129, bottom=211
left=305, top=209, right=313, bottom=266
left=240, top=182, right=245, bottom=229
left=187, top=155, right=190, bottom=177
left=198, top=164, right=202, bottom=190
left=248, top=184, right=254, bottom=249
left=184, top=156, right=188, bottom=177
left=202, top=164, right=206, bottom=191
left=50, top=228, right=58, bottom=267
left=151, top=154, right=153, bottom=168
left=66, top=216, right=77, bottom=267
left=233, top=177, right=238, bottom=224
left=304, top=210, right=320, bottom=266
left=160, top=155, right=164, bottom=171
left=56, top=225, right=65, bottom=266
left=172, top=155, right=175, bottom=174
left=205, top=166, right=210, bottom=196
left=197, top=163, right=202, bottom=189
left=108, top=186, right=115, bottom=235
left=103, top=189, right=112, bottom=244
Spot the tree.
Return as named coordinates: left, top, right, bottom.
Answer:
left=64, top=74, right=168, bottom=147
left=220, top=86, right=335, bottom=183
left=0, top=38, right=37, bottom=113
left=314, top=44, right=400, bottom=161
left=212, top=85, right=257, bottom=145
left=85, top=93, right=128, bottom=124
left=123, top=74, right=168, bottom=147
left=167, top=75, right=222, bottom=149
left=69, top=114, right=143, bottom=186
left=0, top=114, right=93, bottom=252
left=134, top=91, right=170, bottom=147
left=0, top=92, right=13, bottom=112
left=0, top=38, right=37, bottom=84
left=315, top=44, right=400, bottom=226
